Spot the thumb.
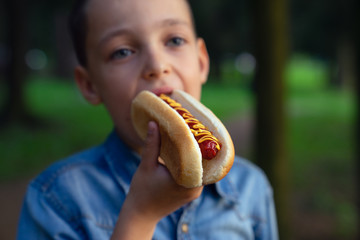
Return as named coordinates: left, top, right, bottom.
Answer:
left=141, top=121, right=161, bottom=168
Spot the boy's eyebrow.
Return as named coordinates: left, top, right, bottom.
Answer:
left=98, top=28, right=132, bottom=48
left=98, top=18, right=191, bottom=47
left=160, top=18, right=190, bottom=28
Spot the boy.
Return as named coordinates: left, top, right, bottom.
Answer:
left=17, top=0, right=278, bottom=239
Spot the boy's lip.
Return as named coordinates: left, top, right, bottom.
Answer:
left=151, top=86, right=174, bottom=96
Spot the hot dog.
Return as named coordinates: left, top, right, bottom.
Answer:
left=131, top=90, right=235, bottom=188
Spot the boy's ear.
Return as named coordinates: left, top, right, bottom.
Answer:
left=74, top=66, right=102, bottom=105
left=197, top=38, right=210, bottom=85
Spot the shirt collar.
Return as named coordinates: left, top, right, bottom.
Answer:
left=103, top=130, right=239, bottom=202
left=104, top=130, right=141, bottom=193
left=215, top=174, right=240, bottom=204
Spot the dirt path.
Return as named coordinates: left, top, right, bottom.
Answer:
left=0, top=178, right=32, bottom=240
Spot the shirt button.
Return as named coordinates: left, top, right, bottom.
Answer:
left=181, top=223, right=189, bottom=233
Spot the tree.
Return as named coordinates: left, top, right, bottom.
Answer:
left=0, top=0, right=74, bottom=127
left=336, top=0, right=360, bottom=236
left=290, top=0, right=355, bottom=89
left=189, top=0, right=251, bottom=80
left=351, top=0, right=360, bottom=237
left=251, top=0, right=290, bottom=238
left=0, top=0, right=31, bottom=127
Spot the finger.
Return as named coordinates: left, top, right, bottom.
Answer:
left=141, top=121, right=161, bottom=168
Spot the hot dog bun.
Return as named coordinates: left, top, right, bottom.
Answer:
left=131, top=90, right=235, bottom=188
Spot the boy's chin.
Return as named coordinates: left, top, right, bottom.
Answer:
left=115, top=128, right=143, bottom=151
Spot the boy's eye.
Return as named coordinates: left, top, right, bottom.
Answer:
left=166, top=37, right=185, bottom=47
left=110, top=48, right=134, bottom=60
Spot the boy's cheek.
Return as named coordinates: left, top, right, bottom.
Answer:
left=183, top=82, right=202, bottom=100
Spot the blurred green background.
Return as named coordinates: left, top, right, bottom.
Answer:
left=0, top=0, right=358, bottom=239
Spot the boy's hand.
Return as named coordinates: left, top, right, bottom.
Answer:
left=111, top=121, right=203, bottom=240
left=130, top=121, right=203, bottom=220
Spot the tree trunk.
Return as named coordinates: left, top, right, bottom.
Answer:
left=352, top=0, right=360, bottom=237
left=355, top=44, right=360, bottom=240
left=339, top=0, right=360, bottom=236
left=251, top=0, right=290, bottom=238
left=333, top=38, right=356, bottom=90
left=0, top=0, right=30, bottom=126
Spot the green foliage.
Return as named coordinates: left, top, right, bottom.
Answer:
left=201, top=82, right=253, bottom=119
left=0, top=76, right=112, bottom=180
left=211, top=53, right=330, bottom=92
left=286, top=54, right=329, bottom=92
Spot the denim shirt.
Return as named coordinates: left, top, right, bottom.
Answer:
left=17, top=131, right=278, bottom=240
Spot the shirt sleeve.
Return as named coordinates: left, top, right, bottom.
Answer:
left=254, top=181, right=279, bottom=240
left=17, top=184, right=85, bottom=240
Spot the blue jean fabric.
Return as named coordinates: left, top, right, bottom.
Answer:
left=17, top=131, right=278, bottom=239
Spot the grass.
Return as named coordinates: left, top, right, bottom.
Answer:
left=287, top=89, right=357, bottom=238
left=289, top=89, right=355, bottom=169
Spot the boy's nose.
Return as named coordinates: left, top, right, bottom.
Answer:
left=142, top=49, right=170, bottom=80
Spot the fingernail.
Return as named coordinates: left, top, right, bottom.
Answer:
left=147, top=122, right=155, bottom=136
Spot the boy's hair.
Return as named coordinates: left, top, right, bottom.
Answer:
left=68, top=0, right=89, bottom=67
left=68, top=0, right=196, bottom=67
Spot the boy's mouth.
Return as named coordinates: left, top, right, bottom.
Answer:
left=152, top=86, right=174, bottom=96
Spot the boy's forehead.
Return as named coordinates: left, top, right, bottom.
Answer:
left=86, top=0, right=193, bottom=25
left=84, top=0, right=196, bottom=47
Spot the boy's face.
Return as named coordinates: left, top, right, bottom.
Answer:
left=75, top=0, right=209, bottom=149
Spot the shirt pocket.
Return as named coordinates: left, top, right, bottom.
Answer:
left=80, top=214, right=116, bottom=239
left=193, top=202, right=255, bottom=240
